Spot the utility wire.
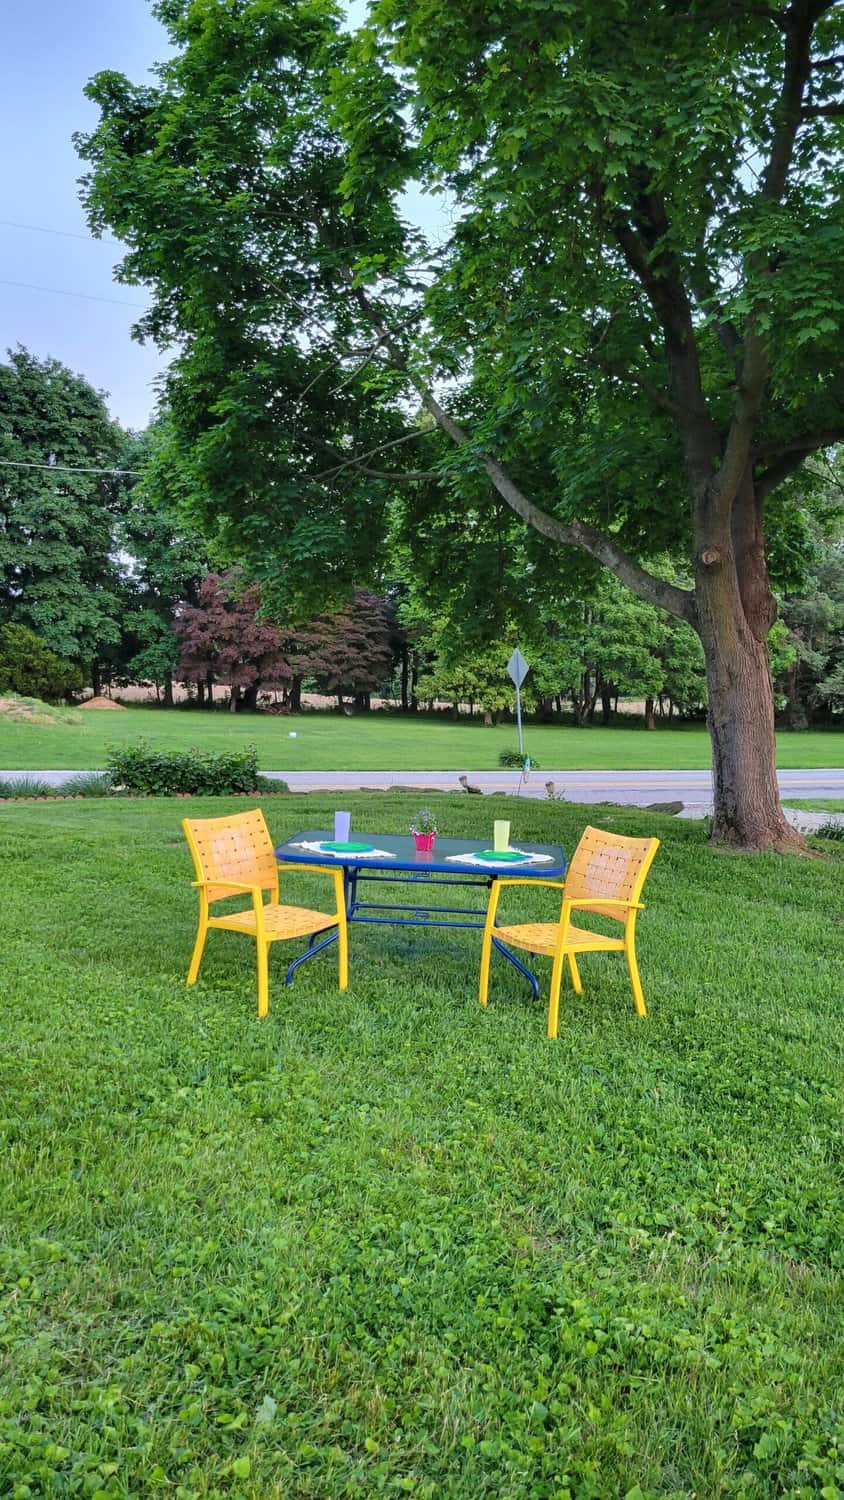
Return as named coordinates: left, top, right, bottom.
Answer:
left=0, top=217, right=120, bottom=247
left=0, top=459, right=145, bottom=476
left=0, top=277, right=146, bottom=309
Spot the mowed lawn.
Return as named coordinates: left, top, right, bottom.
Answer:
left=2, top=794, right=843, bottom=1497
left=1, top=704, right=844, bottom=770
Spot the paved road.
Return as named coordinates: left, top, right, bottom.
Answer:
left=4, top=766, right=844, bottom=817
left=265, top=767, right=844, bottom=808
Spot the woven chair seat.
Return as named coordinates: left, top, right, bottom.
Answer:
left=211, top=904, right=339, bottom=940
left=495, top=921, right=625, bottom=955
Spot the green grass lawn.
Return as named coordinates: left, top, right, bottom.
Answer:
left=2, top=794, right=843, bottom=1497
left=1, top=704, right=843, bottom=770
left=784, top=799, right=844, bottom=813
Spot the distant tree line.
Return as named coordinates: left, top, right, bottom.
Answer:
left=1, top=348, right=842, bottom=726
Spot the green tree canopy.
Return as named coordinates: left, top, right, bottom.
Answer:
left=0, top=348, right=126, bottom=679
left=78, top=0, right=844, bottom=847
left=0, top=624, right=84, bottom=701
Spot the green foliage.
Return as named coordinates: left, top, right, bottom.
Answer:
left=0, top=624, right=83, bottom=700
left=117, top=426, right=215, bottom=695
left=77, top=6, right=415, bottom=612
left=0, top=776, right=60, bottom=799
left=408, top=806, right=437, bottom=834
left=1, top=795, right=843, bottom=1495
left=77, top=2, right=844, bottom=602
left=105, top=742, right=260, bottom=796
left=780, top=520, right=844, bottom=720
left=0, top=348, right=126, bottom=672
left=77, top=0, right=844, bottom=842
left=416, top=648, right=515, bottom=716
left=0, top=772, right=112, bottom=800
left=499, top=749, right=539, bottom=770
left=63, top=772, right=115, bottom=797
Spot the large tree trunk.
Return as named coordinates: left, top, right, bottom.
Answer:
left=163, top=674, right=174, bottom=708
left=694, top=478, right=803, bottom=851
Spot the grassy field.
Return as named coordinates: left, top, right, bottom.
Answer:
left=1, top=704, right=843, bottom=771
left=2, top=793, right=843, bottom=1497
left=784, top=799, right=844, bottom=813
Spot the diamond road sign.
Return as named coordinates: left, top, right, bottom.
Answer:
left=507, top=649, right=530, bottom=687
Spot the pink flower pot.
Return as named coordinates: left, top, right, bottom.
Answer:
left=413, top=832, right=436, bottom=853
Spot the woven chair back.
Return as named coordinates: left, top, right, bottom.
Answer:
left=183, top=809, right=278, bottom=902
left=564, top=825, right=659, bottom=913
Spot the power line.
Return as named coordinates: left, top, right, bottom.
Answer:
left=0, top=217, right=120, bottom=247
left=0, top=459, right=144, bottom=476
left=0, top=277, right=147, bottom=309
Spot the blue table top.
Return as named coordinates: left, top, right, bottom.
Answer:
left=275, top=830, right=567, bottom=878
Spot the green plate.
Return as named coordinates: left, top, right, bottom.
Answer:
left=319, top=840, right=374, bottom=853
left=474, top=849, right=529, bottom=862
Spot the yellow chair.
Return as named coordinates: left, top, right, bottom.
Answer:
left=479, top=825, right=660, bottom=1038
left=182, top=809, right=348, bottom=1017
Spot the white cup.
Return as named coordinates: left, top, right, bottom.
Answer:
left=334, top=811, right=351, bottom=842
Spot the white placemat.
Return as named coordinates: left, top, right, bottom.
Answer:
left=289, top=840, right=396, bottom=860
left=445, top=847, right=556, bottom=869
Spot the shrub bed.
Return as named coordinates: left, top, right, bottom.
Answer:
left=106, top=743, right=262, bottom=796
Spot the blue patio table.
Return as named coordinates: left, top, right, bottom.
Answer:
left=274, top=829, right=567, bottom=996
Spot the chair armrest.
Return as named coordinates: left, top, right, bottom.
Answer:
left=566, top=897, right=644, bottom=911
left=191, top=879, right=264, bottom=894
left=277, top=861, right=347, bottom=877
left=494, top=877, right=566, bottom=891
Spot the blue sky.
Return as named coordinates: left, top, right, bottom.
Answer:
left=0, top=1, right=171, bottom=430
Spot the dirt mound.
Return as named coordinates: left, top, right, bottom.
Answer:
left=80, top=695, right=126, bottom=711
left=0, top=695, right=82, bottom=725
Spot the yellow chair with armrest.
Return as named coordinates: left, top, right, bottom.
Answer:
left=182, top=809, right=348, bottom=1017
left=479, top=825, right=659, bottom=1038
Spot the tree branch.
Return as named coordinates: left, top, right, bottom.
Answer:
left=754, top=427, right=844, bottom=499
left=577, top=348, right=677, bottom=415
left=717, top=0, right=826, bottom=506
left=310, top=428, right=437, bottom=481
left=603, top=187, right=721, bottom=492
left=801, top=102, right=844, bottom=116
left=352, top=466, right=440, bottom=482
left=689, top=273, right=743, bottom=363
left=753, top=427, right=844, bottom=459
left=346, top=281, right=698, bottom=626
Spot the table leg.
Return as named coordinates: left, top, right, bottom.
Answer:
left=491, top=935, right=541, bottom=1000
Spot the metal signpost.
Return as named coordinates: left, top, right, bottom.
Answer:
left=507, top=648, right=530, bottom=758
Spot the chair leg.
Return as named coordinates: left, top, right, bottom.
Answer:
left=187, top=917, right=208, bottom=986
left=256, top=940, right=270, bottom=1019
left=567, top=952, right=582, bottom=994
left=547, top=948, right=566, bottom=1039
left=625, top=938, right=647, bottom=1018
left=337, top=919, right=349, bottom=991
left=479, top=929, right=493, bottom=1008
